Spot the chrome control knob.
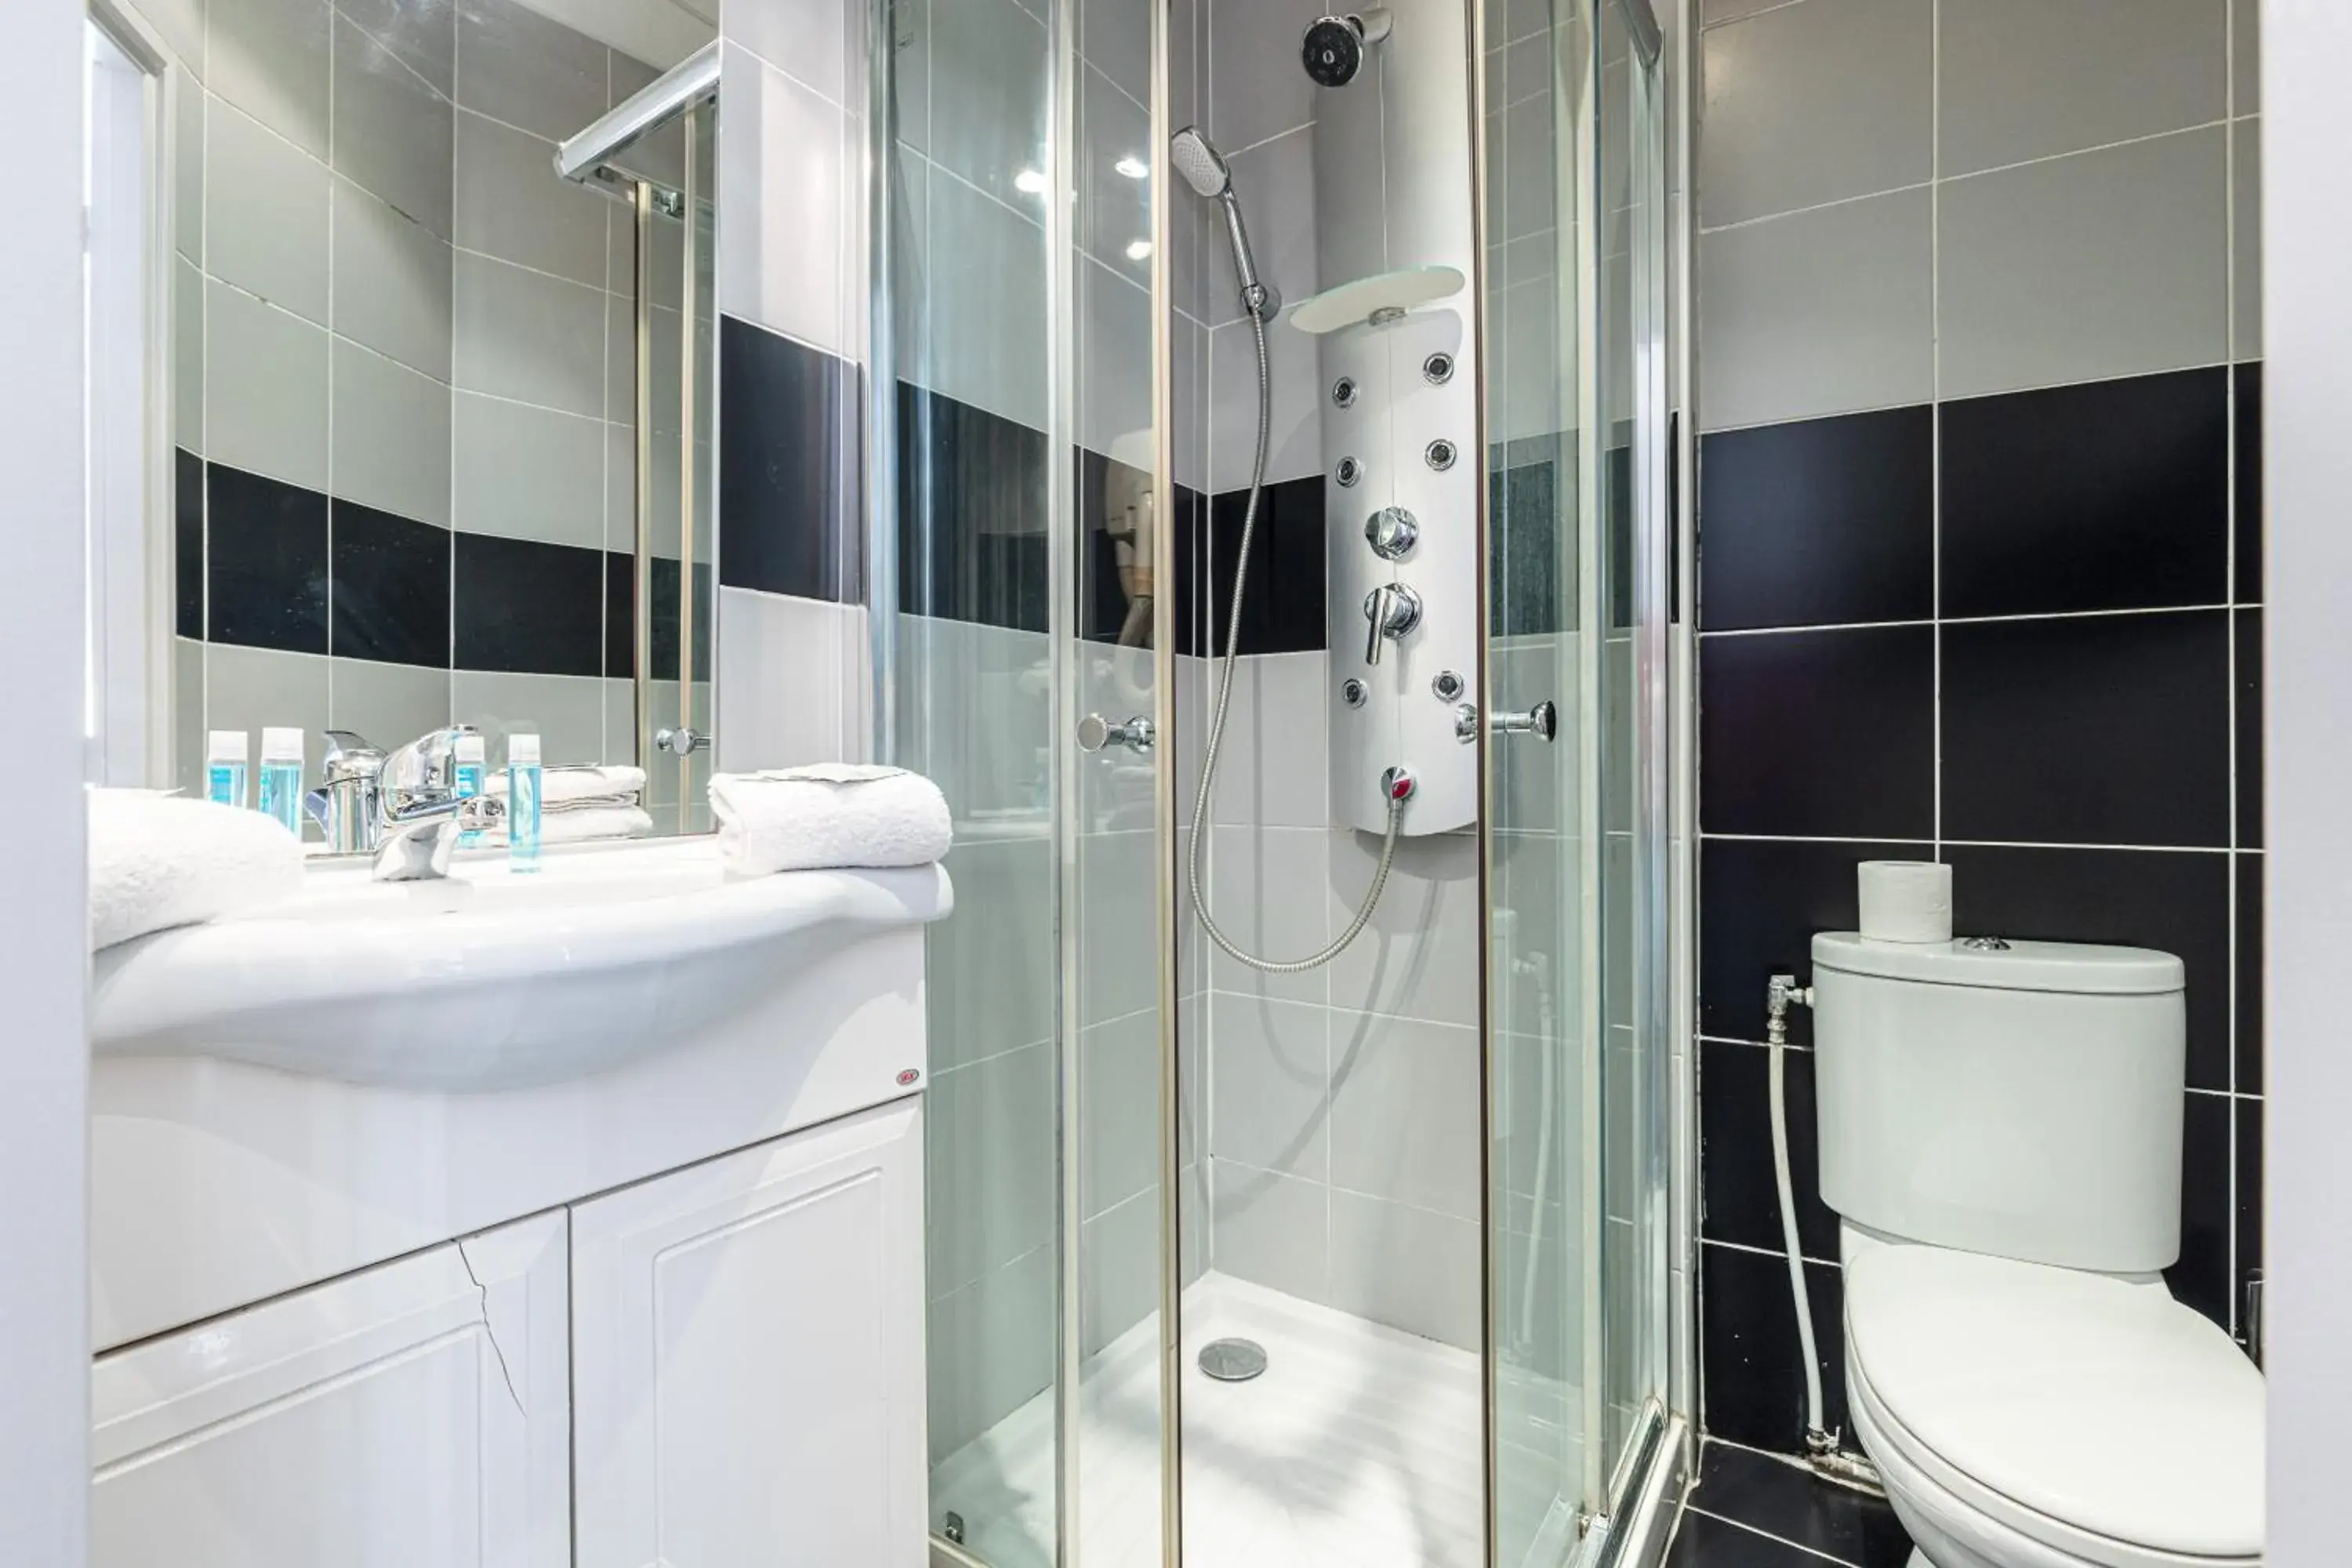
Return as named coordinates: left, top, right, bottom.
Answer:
left=1076, top=713, right=1156, bottom=754
left=1363, top=506, right=1419, bottom=561
left=1361, top=583, right=1423, bottom=666
left=655, top=726, right=709, bottom=757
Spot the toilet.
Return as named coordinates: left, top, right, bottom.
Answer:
left=1812, top=931, right=2265, bottom=1568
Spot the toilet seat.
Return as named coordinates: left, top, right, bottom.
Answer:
left=1846, top=1245, right=2263, bottom=1566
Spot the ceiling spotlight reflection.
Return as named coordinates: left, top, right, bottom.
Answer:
left=1125, top=239, right=1153, bottom=260
left=1114, top=155, right=1149, bottom=180
left=1014, top=167, right=1047, bottom=194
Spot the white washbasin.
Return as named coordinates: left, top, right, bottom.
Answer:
left=90, top=838, right=953, bottom=1091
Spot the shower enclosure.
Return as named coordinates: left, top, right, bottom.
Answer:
left=882, top=0, right=1675, bottom=1560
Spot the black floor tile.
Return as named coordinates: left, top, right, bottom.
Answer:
left=1699, top=837, right=1925, bottom=1047
left=1700, top=625, right=1934, bottom=839
left=1941, top=609, right=2230, bottom=849
left=2171, top=1089, right=2233, bottom=1330
left=1699, top=406, right=1933, bottom=632
left=1691, top=1443, right=1913, bottom=1568
left=1941, top=367, right=2227, bottom=618
left=1700, top=1242, right=1847, bottom=1455
left=1700, top=1040, right=1839, bottom=1261
left=1668, top=1507, right=1836, bottom=1568
left=1942, top=843, right=2231, bottom=1092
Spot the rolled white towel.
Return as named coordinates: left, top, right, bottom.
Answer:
left=88, top=789, right=306, bottom=950
left=482, top=804, right=655, bottom=847
left=708, top=765, right=951, bottom=875
left=485, top=764, right=648, bottom=805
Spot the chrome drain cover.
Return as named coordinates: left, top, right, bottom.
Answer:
left=1198, top=1338, right=1269, bottom=1382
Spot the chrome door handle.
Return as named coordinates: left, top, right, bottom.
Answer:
left=1362, top=583, right=1423, bottom=666
left=1076, top=713, right=1156, bottom=754
left=655, top=726, right=710, bottom=757
left=1457, top=699, right=1557, bottom=743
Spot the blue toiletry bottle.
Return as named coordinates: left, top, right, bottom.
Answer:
left=507, top=731, right=543, bottom=873
left=455, top=732, right=487, bottom=848
left=206, top=730, right=249, bottom=810
left=258, top=728, right=303, bottom=833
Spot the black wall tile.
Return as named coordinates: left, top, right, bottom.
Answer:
left=2237, top=852, right=2263, bottom=1094
left=1941, top=368, right=2228, bottom=618
left=328, top=502, right=449, bottom=669
left=605, top=554, right=712, bottom=681
left=2237, top=1094, right=2263, bottom=1346
left=1490, top=454, right=1566, bottom=637
left=1208, top=475, right=1326, bottom=655
left=1943, top=843, right=2232, bottom=1091
left=2171, top=1090, right=2233, bottom=1330
left=1691, top=1443, right=1913, bottom=1568
left=175, top=448, right=204, bottom=639
left=719, top=314, right=861, bottom=604
left=1941, top=610, right=2230, bottom=848
left=1699, top=407, right=1933, bottom=632
left=1171, top=485, right=1207, bottom=658
left=2236, top=607, right=2262, bottom=848
left=897, top=380, right=1047, bottom=632
left=1699, top=837, right=1923, bottom=1047
left=453, top=533, right=604, bottom=677
left=1700, top=1039, right=1839, bottom=1261
left=1700, top=626, right=1934, bottom=839
left=1079, top=446, right=1154, bottom=644
left=2235, top=362, right=2263, bottom=604
left=1700, top=1243, right=1847, bottom=1454
left=206, top=463, right=328, bottom=654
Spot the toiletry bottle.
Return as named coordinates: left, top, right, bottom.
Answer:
left=507, top=731, right=543, bottom=873
left=454, top=732, right=487, bottom=848
left=206, top=731, right=249, bottom=810
left=258, top=728, right=304, bottom=834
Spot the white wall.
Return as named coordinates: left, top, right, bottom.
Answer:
left=2259, top=4, right=2351, bottom=1562
left=0, top=2, right=92, bottom=1563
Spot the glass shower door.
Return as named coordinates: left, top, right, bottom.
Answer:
left=1483, top=0, right=1669, bottom=1560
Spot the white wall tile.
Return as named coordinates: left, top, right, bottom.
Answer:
left=714, top=586, right=869, bottom=769
left=724, top=0, right=856, bottom=108
left=716, top=45, right=851, bottom=358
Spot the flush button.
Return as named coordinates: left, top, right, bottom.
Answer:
left=1961, top=935, right=2013, bottom=951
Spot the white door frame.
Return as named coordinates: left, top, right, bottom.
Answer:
left=0, top=1, right=93, bottom=1563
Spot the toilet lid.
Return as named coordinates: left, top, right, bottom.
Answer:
left=1846, top=1246, right=2264, bottom=1559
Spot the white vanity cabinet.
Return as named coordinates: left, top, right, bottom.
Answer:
left=572, top=1097, right=930, bottom=1568
left=90, top=1210, right=572, bottom=1568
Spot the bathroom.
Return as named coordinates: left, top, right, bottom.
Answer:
left=0, top=0, right=2332, bottom=1564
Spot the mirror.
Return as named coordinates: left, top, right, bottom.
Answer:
left=92, top=0, right=720, bottom=840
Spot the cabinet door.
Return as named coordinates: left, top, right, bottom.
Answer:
left=92, top=1210, right=571, bottom=1568
left=572, top=1098, right=928, bottom=1568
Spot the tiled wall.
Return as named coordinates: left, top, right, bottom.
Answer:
left=153, top=0, right=719, bottom=797
left=1692, top=0, right=2263, bottom=1455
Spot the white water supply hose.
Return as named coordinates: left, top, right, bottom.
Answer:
left=1769, top=1018, right=1825, bottom=1438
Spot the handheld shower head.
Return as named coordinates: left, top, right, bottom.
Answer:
left=1171, top=125, right=1278, bottom=318
left=1170, top=126, right=1230, bottom=200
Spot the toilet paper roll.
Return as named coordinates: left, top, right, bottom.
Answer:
left=1857, top=860, right=1953, bottom=944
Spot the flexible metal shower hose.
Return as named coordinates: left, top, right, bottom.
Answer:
left=1187, top=307, right=1403, bottom=975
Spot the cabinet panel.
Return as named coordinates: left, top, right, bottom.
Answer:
left=91, top=1210, right=570, bottom=1568
left=572, top=1098, right=928, bottom=1568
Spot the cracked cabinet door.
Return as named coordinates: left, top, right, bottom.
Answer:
left=570, top=1097, right=929, bottom=1568
left=90, top=1210, right=572, bottom=1568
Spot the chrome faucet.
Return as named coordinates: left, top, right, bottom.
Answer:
left=306, top=727, right=502, bottom=880
left=1362, top=582, right=1423, bottom=666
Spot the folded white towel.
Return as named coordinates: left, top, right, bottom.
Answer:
left=88, top=789, right=306, bottom=950
left=708, top=765, right=951, bottom=875
left=485, top=764, right=648, bottom=805
left=484, top=804, right=655, bottom=847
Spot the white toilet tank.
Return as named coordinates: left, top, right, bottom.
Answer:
left=1812, top=932, right=2187, bottom=1274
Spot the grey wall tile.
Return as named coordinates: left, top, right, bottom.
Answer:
left=453, top=110, right=608, bottom=286
left=2234, top=118, right=2261, bottom=359
left=924, top=171, right=1049, bottom=430
left=1210, top=1160, right=1329, bottom=1305
left=924, top=1244, right=1055, bottom=1460
left=1208, top=307, right=1320, bottom=488
left=331, top=656, right=452, bottom=748
left=724, top=0, right=852, bottom=107
left=1697, top=186, right=1933, bottom=430
left=209, top=0, right=330, bottom=156
left=1939, top=127, right=2228, bottom=398
left=454, top=0, right=610, bottom=143
left=1081, top=0, right=1151, bottom=106
left=927, top=837, right=1057, bottom=1069
left=1212, top=128, right=1317, bottom=330
left=332, top=13, right=454, bottom=235
left=173, top=637, right=207, bottom=794
left=1209, top=823, right=1330, bottom=1004
left=1076, top=829, right=1159, bottom=1026
left=338, top=0, right=457, bottom=96
left=1207, top=652, right=1328, bottom=829
left=206, top=99, right=330, bottom=325
left=205, top=643, right=329, bottom=770
left=1330, top=1013, right=1482, bottom=1218
left=1700, top=0, right=1791, bottom=22
left=927, top=1043, right=1057, bottom=1293
left=1699, top=0, right=1931, bottom=228
left=452, top=392, right=605, bottom=548
left=173, top=77, right=204, bottom=265
left=1329, top=829, right=1483, bottom=1027
left=207, top=278, right=329, bottom=488
left=716, top=48, right=850, bottom=357
left=1079, top=1010, right=1161, bottom=1218
left=1077, top=64, right=1152, bottom=289
left=1939, top=0, right=2224, bottom=178
left=1080, top=1190, right=1160, bottom=1356
left=1206, top=0, right=1320, bottom=154
left=451, top=669, right=608, bottom=763
left=1208, top=993, right=1330, bottom=1179
left=930, top=0, right=1048, bottom=209
left=2232, top=0, right=2258, bottom=114
left=891, top=0, right=931, bottom=153
left=1486, top=93, right=1561, bottom=246
left=1327, top=1190, right=1481, bottom=1349
left=331, top=177, right=453, bottom=379
left=1077, top=258, right=1152, bottom=464
left=452, top=250, right=607, bottom=416
left=174, top=258, right=205, bottom=454
left=132, top=0, right=207, bottom=79
left=331, top=341, right=452, bottom=524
